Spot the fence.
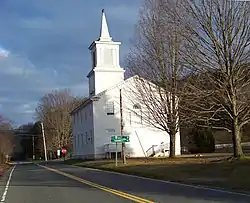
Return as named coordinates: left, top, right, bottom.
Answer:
left=215, top=142, right=250, bottom=154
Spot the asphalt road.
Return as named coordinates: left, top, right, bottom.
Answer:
left=1, top=162, right=250, bottom=203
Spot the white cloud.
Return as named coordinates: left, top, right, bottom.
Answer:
left=0, top=53, right=61, bottom=93
left=23, top=109, right=35, bottom=114
left=20, top=18, right=52, bottom=29
left=0, top=47, right=9, bottom=58
left=0, top=54, right=38, bottom=76
left=17, top=101, right=38, bottom=115
left=3, top=66, right=26, bottom=75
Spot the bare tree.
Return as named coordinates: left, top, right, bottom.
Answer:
left=184, top=0, right=250, bottom=157
left=0, top=116, right=14, bottom=164
left=35, top=89, right=85, bottom=151
left=126, top=0, right=192, bottom=157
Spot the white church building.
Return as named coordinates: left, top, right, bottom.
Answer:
left=70, top=10, right=181, bottom=160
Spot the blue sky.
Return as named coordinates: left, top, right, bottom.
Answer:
left=0, top=0, right=142, bottom=127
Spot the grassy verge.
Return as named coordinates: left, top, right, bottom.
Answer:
left=65, top=156, right=250, bottom=193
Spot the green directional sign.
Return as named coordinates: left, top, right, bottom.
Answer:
left=111, top=135, right=130, bottom=143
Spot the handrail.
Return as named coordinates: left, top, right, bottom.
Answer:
left=146, top=145, right=158, bottom=153
left=146, top=144, right=170, bottom=157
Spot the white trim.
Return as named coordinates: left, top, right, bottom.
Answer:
left=0, top=166, right=15, bottom=203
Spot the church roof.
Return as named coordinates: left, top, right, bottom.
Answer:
left=69, top=98, right=91, bottom=116
left=69, top=76, right=139, bottom=116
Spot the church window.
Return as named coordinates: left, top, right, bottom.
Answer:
left=133, top=103, right=141, bottom=109
left=106, top=128, right=115, bottom=133
left=85, top=132, right=88, bottom=144
left=77, top=133, right=80, bottom=149
left=76, top=112, right=79, bottom=124
left=81, top=133, right=84, bottom=147
left=132, top=103, right=143, bottom=125
left=90, top=130, right=93, bottom=144
left=106, top=101, right=114, bottom=115
left=73, top=136, right=76, bottom=148
left=92, top=51, right=96, bottom=68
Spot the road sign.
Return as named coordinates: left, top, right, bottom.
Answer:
left=111, top=135, right=130, bottom=143
left=61, top=148, right=67, bottom=154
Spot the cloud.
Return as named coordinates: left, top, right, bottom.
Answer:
left=20, top=18, right=52, bottom=29
left=18, top=101, right=38, bottom=115
left=0, top=46, right=9, bottom=58
left=0, top=53, right=58, bottom=93
left=0, top=53, right=37, bottom=76
left=0, top=97, right=10, bottom=102
left=0, top=0, right=142, bottom=125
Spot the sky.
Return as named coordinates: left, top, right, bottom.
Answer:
left=0, top=0, right=142, bottom=127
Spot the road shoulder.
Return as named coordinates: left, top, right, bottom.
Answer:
left=64, top=157, right=250, bottom=195
left=43, top=161, right=250, bottom=203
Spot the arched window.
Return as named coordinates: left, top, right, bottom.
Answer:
left=131, top=103, right=142, bottom=125
left=133, top=103, right=141, bottom=110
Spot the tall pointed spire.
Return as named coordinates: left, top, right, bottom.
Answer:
left=99, top=9, right=112, bottom=41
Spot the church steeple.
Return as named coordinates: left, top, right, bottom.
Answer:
left=87, top=10, right=125, bottom=97
left=99, top=9, right=112, bottom=42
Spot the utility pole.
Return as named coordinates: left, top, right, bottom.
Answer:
left=41, top=122, right=48, bottom=161
left=120, top=89, right=126, bottom=164
left=32, top=135, right=35, bottom=160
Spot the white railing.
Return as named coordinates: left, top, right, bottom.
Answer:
left=146, top=145, right=157, bottom=157
left=146, top=143, right=170, bottom=157
left=104, top=143, right=122, bottom=152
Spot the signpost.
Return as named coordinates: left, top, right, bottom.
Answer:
left=111, top=135, right=130, bottom=143
left=111, top=135, right=130, bottom=166
left=61, top=148, right=67, bottom=161
left=62, top=148, right=67, bottom=154
left=57, top=149, right=61, bottom=159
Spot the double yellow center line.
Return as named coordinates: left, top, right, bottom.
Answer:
left=37, top=164, right=155, bottom=203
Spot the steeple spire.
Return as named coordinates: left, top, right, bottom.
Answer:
left=99, top=9, right=112, bottom=41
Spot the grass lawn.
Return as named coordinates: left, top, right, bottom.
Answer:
left=65, top=155, right=250, bottom=193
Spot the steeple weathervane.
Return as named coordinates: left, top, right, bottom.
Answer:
left=99, top=9, right=112, bottom=41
